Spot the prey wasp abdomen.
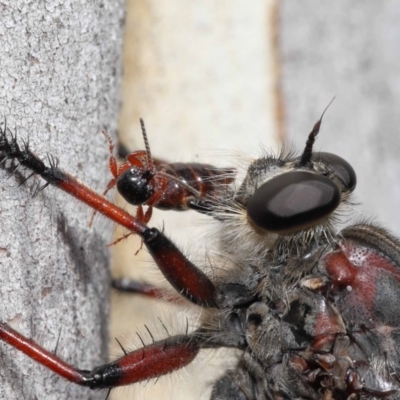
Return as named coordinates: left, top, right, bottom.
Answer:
left=116, top=158, right=236, bottom=211
left=105, top=118, right=236, bottom=225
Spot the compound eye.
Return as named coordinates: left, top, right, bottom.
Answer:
left=313, top=152, right=357, bottom=191
left=116, top=168, right=154, bottom=205
left=247, top=171, right=341, bottom=234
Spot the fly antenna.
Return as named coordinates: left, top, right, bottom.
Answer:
left=299, top=96, right=335, bottom=166
left=140, top=118, right=154, bottom=171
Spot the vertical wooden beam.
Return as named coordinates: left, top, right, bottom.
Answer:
left=111, top=1, right=279, bottom=399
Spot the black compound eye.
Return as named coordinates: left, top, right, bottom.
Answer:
left=116, top=168, right=154, bottom=205
left=247, top=171, right=341, bottom=234
left=313, top=152, right=357, bottom=191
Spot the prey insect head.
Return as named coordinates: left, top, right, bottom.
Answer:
left=116, top=167, right=155, bottom=205
left=241, top=102, right=357, bottom=235
left=116, top=118, right=156, bottom=206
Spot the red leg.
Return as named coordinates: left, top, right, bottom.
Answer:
left=142, top=205, right=153, bottom=224
left=3, top=137, right=218, bottom=307
left=135, top=204, right=154, bottom=224
left=142, top=227, right=216, bottom=306
left=105, top=206, right=147, bottom=248
left=0, top=322, right=199, bottom=389
left=89, top=131, right=121, bottom=227
left=102, top=130, right=118, bottom=177
left=125, top=150, right=149, bottom=167
left=50, top=165, right=216, bottom=305
left=88, top=176, right=118, bottom=227
left=0, top=322, right=88, bottom=385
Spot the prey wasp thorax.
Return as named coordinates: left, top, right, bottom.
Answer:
left=112, top=119, right=236, bottom=215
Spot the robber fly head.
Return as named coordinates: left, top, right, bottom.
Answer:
left=237, top=148, right=357, bottom=235
left=235, top=112, right=357, bottom=237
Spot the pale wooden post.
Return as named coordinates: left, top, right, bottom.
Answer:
left=111, top=1, right=279, bottom=399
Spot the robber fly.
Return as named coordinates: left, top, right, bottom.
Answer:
left=1, top=106, right=400, bottom=400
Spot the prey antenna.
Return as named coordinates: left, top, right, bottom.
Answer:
left=140, top=118, right=154, bottom=171
left=299, top=96, right=335, bottom=166
left=139, top=118, right=201, bottom=198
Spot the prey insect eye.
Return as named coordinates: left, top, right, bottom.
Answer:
left=246, top=171, right=341, bottom=234
left=116, top=168, right=154, bottom=205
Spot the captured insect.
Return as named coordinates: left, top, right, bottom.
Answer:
left=1, top=103, right=400, bottom=400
